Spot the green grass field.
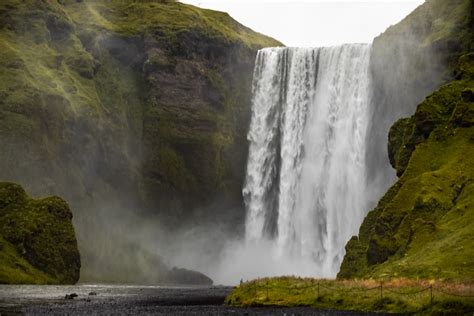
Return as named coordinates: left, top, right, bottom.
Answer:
left=225, top=276, right=474, bottom=314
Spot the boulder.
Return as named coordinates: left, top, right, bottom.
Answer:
left=166, top=267, right=213, bottom=285
left=0, top=182, right=81, bottom=284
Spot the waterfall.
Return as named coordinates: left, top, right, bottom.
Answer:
left=243, top=44, right=372, bottom=277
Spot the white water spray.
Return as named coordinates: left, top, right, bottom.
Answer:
left=228, top=44, right=372, bottom=281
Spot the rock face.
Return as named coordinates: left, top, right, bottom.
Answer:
left=339, top=0, right=473, bottom=280
left=0, top=0, right=280, bottom=216
left=138, top=12, right=274, bottom=220
left=0, top=182, right=81, bottom=284
left=0, top=0, right=280, bottom=282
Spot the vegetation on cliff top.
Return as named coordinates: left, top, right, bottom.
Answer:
left=372, top=0, right=472, bottom=74
left=0, top=182, right=80, bottom=284
left=65, top=0, right=281, bottom=49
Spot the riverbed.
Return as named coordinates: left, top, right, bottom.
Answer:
left=0, top=284, right=384, bottom=315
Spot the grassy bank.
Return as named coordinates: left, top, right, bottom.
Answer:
left=225, top=277, right=474, bottom=314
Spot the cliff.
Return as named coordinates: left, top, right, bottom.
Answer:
left=0, top=0, right=281, bottom=282
left=339, top=0, right=473, bottom=280
left=365, top=0, right=472, bottom=199
left=0, top=182, right=80, bottom=284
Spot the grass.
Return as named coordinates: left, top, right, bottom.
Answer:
left=226, top=276, right=474, bottom=314
left=375, top=0, right=472, bottom=56
left=0, top=235, right=56, bottom=284
left=365, top=142, right=474, bottom=279
left=63, top=1, right=282, bottom=49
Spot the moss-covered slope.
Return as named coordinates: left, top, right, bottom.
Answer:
left=0, top=0, right=280, bottom=281
left=0, top=182, right=80, bottom=284
left=339, top=0, right=473, bottom=281
left=339, top=53, right=474, bottom=280
left=0, top=0, right=145, bottom=206
left=0, top=0, right=280, bottom=211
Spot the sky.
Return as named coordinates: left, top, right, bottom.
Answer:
left=180, top=0, right=425, bottom=47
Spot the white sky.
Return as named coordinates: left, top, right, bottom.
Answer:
left=180, top=0, right=425, bottom=47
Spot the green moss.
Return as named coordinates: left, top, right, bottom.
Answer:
left=0, top=0, right=150, bottom=202
left=388, top=117, right=415, bottom=176
left=0, top=182, right=80, bottom=284
left=457, top=53, right=474, bottom=80
left=339, top=50, right=474, bottom=280
left=364, top=126, right=474, bottom=280
left=143, top=143, right=198, bottom=193
left=421, top=0, right=472, bottom=49
left=0, top=235, right=57, bottom=284
left=63, top=1, right=282, bottom=49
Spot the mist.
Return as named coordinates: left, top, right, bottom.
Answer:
left=214, top=239, right=321, bottom=284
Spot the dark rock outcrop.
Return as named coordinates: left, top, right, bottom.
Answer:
left=166, top=267, right=213, bottom=285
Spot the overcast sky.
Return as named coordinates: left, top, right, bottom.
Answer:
left=180, top=0, right=425, bottom=47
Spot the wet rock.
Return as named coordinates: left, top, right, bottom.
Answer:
left=65, top=293, right=78, bottom=299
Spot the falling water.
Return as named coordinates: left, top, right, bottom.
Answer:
left=243, top=44, right=372, bottom=277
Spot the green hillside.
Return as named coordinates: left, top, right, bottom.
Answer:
left=339, top=0, right=474, bottom=280
left=339, top=55, right=474, bottom=280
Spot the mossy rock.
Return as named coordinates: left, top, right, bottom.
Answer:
left=388, top=117, right=416, bottom=176
left=0, top=182, right=80, bottom=284
left=339, top=51, right=474, bottom=280
left=339, top=0, right=474, bottom=281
